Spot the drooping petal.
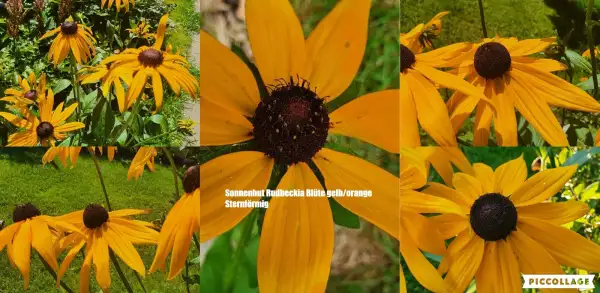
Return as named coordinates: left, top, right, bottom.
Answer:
left=491, top=76, right=518, bottom=146
left=400, top=223, right=447, bottom=293
left=12, top=220, right=32, bottom=288
left=400, top=73, right=420, bottom=147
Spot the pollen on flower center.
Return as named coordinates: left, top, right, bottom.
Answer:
left=474, top=42, right=512, bottom=79
left=83, top=204, right=109, bottom=229
left=183, top=165, right=200, bottom=193
left=138, top=48, right=164, bottom=67
left=469, top=193, right=517, bottom=241
left=400, top=44, right=416, bottom=73
left=36, top=122, right=54, bottom=139
left=24, top=90, right=38, bottom=100
left=252, top=77, right=329, bottom=166
left=13, top=203, right=41, bottom=223
left=60, top=22, right=79, bottom=35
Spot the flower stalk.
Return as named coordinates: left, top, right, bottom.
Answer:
left=477, top=0, right=488, bottom=38
left=39, top=253, right=75, bottom=293
left=587, top=0, right=599, bottom=98
left=161, top=147, right=180, bottom=200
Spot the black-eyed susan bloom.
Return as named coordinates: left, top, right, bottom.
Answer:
left=56, top=204, right=159, bottom=293
left=201, top=0, right=399, bottom=290
left=79, top=63, right=133, bottom=112
left=425, top=155, right=600, bottom=292
left=400, top=11, right=449, bottom=53
left=103, top=15, right=199, bottom=112
left=0, top=203, right=80, bottom=289
left=101, top=0, right=134, bottom=12
left=127, top=147, right=157, bottom=180
left=42, top=146, right=116, bottom=168
left=1, top=72, right=47, bottom=111
left=40, top=16, right=96, bottom=66
left=400, top=38, right=489, bottom=147
left=444, top=37, right=600, bottom=146
left=150, top=165, right=199, bottom=279
left=0, top=89, right=84, bottom=146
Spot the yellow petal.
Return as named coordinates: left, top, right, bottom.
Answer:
left=446, top=75, right=484, bottom=134
left=104, top=223, right=146, bottom=275
left=30, top=218, right=58, bottom=271
left=490, top=76, right=518, bottom=146
left=475, top=241, right=521, bottom=293
left=512, top=57, right=568, bottom=72
left=402, top=210, right=446, bottom=255
left=517, top=201, right=589, bottom=225
left=422, top=182, right=471, bottom=212
left=414, top=63, right=489, bottom=103
left=452, top=173, right=482, bottom=202
left=153, top=14, right=169, bottom=50
left=401, top=189, right=465, bottom=215
left=92, top=231, right=111, bottom=291
left=400, top=73, right=420, bottom=147
left=493, top=154, right=527, bottom=196
left=422, top=147, right=474, bottom=187
left=443, top=233, right=484, bottom=293
left=510, top=165, right=577, bottom=206
left=508, top=38, right=556, bottom=56
left=400, top=224, right=447, bottom=293
left=428, top=214, right=469, bottom=239
left=472, top=163, right=494, bottom=193
left=13, top=220, right=32, bottom=288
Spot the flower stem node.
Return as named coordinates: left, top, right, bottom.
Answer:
left=183, top=165, right=200, bottom=193
left=474, top=42, right=512, bottom=79
left=469, top=193, right=517, bottom=241
left=83, top=204, right=109, bottom=229
left=12, top=203, right=41, bottom=223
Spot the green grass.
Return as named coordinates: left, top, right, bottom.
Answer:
left=0, top=148, right=199, bottom=293
left=166, top=0, right=201, bottom=55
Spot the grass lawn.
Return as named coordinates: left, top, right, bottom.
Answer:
left=0, top=148, right=199, bottom=293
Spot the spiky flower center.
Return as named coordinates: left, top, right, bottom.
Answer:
left=13, top=203, right=41, bottom=223
left=469, top=193, right=518, bottom=241
left=83, top=204, right=109, bottom=229
left=252, top=77, right=329, bottom=165
left=24, top=90, right=37, bottom=100
left=60, top=22, right=79, bottom=35
left=400, top=44, right=416, bottom=73
left=36, top=122, right=54, bottom=139
left=474, top=42, right=512, bottom=79
left=183, top=165, right=200, bottom=193
left=138, top=48, right=164, bottom=67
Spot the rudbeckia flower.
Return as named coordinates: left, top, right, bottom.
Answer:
left=400, top=37, right=489, bottom=147
left=150, top=165, right=199, bottom=279
left=42, top=146, right=117, bottom=168
left=425, top=155, right=600, bottom=292
left=127, top=147, right=157, bottom=180
left=101, top=0, right=134, bottom=12
left=398, top=149, right=462, bottom=293
left=40, top=16, right=97, bottom=66
left=79, top=63, right=133, bottom=112
left=445, top=37, right=600, bottom=146
left=0, top=203, right=80, bottom=289
left=201, top=0, right=399, bottom=291
left=401, top=11, right=449, bottom=53
left=127, top=19, right=154, bottom=40
left=582, top=47, right=600, bottom=59
left=56, top=205, right=159, bottom=293
left=103, top=15, right=199, bottom=112
left=1, top=72, right=47, bottom=111
left=0, top=89, right=84, bottom=146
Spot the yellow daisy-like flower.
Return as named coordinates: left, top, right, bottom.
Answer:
left=127, top=19, right=154, bottom=40
left=425, top=155, right=600, bottom=292
left=42, top=146, right=117, bottom=168
left=400, top=37, right=489, bottom=147
left=150, top=165, right=199, bottom=279
left=56, top=205, right=159, bottom=293
left=79, top=63, right=133, bottom=112
left=0, top=89, right=84, bottom=146
left=0, top=203, right=80, bottom=289
left=40, top=16, right=97, bottom=66
left=1, top=72, right=47, bottom=111
left=445, top=37, right=600, bottom=146
left=401, top=11, right=449, bottom=53
left=582, top=47, right=600, bottom=59
left=101, top=0, right=135, bottom=12
left=127, top=147, right=157, bottom=180
left=103, top=14, right=199, bottom=112
left=201, top=0, right=399, bottom=291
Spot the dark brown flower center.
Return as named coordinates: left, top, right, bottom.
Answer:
left=13, top=203, right=41, bottom=223
left=60, top=22, right=78, bottom=35
left=474, top=42, right=512, bottom=79
left=24, top=90, right=37, bottom=100
left=252, top=77, right=329, bottom=166
left=469, top=193, right=517, bottom=241
left=400, top=44, right=416, bottom=73
left=36, top=122, right=54, bottom=139
left=183, top=165, right=200, bottom=193
left=83, top=204, right=109, bottom=229
left=138, top=48, right=164, bottom=67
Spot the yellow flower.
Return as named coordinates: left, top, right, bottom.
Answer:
left=445, top=37, right=600, bottom=146
left=0, top=203, right=80, bottom=289
left=42, top=146, right=117, bottom=168
left=201, top=0, right=399, bottom=290
left=150, top=165, right=199, bottom=279
left=582, top=47, right=600, bottom=59
left=400, top=37, right=489, bottom=147
left=103, top=15, right=199, bottom=112
left=40, top=16, right=97, bottom=66
left=101, top=0, right=135, bottom=12
left=0, top=89, right=84, bottom=146
left=79, top=63, right=133, bottom=112
left=0, top=72, right=47, bottom=111
left=127, top=19, right=154, bottom=40
left=401, top=11, right=450, bottom=53
left=127, top=147, right=157, bottom=180
left=425, top=155, right=600, bottom=292
left=56, top=205, right=159, bottom=293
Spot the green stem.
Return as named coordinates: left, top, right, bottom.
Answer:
left=90, top=152, right=113, bottom=211
left=133, top=271, right=148, bottom=293
left=477, top=0, right=488, bottom=38
left=162, top=147, right=180, bottom=200
left=135, top=128, right=179, bottom=146
left=39, top=254, right=75, bottom=293
left=113, top=99, right=142, bottom=145
left=184, top=259, right=191, bottom=293
left=69, top=54, right=81, bottom=120
left=587, top=0, right=599, bottom=99
left=224, top=210, right=257, bottom=293
left=109, top=250, right=134, bottom=293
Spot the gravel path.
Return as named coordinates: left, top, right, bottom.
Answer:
left=184, top=0, right=201, bottom=146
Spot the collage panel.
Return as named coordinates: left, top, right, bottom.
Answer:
left=401, top=147, right=600, bottom=292
left=0, top=0, right=200, bottom=147
left=0, top=147, right=200, bottom=292
left=199, top=0, right=400, bottom=292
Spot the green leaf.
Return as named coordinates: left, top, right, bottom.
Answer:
left=563, top=148, right=600, bottom=166
left=189, top=256, right=201, bottom=265
left=565, top=49, right=592, bottom=74
left=577, top=74, right=600, bottom=91
left=52, top=79, right=72, bottom=95
left=148, top=114, right=168, bottom=132
left=200, top=232, right=233, bottom=293
left=581, top=182, right=600, bottom=201
left=328, top=197, right=361, bottom=229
